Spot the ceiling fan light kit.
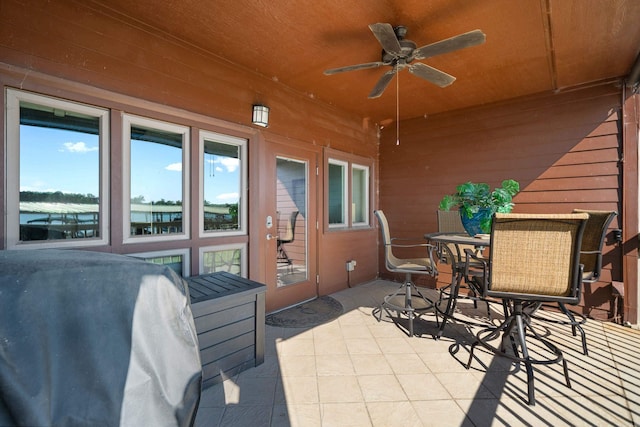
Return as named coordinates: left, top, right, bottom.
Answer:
left=324, top=23, right=486, bottom=98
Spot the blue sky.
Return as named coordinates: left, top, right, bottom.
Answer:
left=20, top=125, right=240, bottom=204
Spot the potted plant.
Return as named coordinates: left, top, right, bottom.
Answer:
left=438, top=179, right=520, bottom=235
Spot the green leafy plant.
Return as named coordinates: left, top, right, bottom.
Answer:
left=438, top=179, right=520, bottom=233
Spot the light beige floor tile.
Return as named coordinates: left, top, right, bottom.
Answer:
left=315, top=336, right=349, bottom=355
left=435, top=372, right=496, bottom=399
left=357, top=374, right=408, bottom=402
left=277, top=337, right=316, bottom=356
left=368, top=319, right=408, bottom=338
left=316, top=354, right=355, bottom=376
left=351, top=354, right=394, bottom=375
left=271, top=403, right=321, bottom=427
left=340, top=323, right=374, bottom=339
left=375, top=336, right=415, bottom=354
left=216, top=405, right=272, bottom=426
left=384, top=352, right=429, bottom=375
left=273, top=377, right=287, bottom=405
left=312, top=321, right=343, bottom=340
left=240, top=353, right=281, bottom=378
left=278, top=354, right=317, bottom=377
left=397, top=373, right=451, bottom=401
left=233, top=376, right=278, bottom=406
left=193, top=406, right=223, bottom=427
left=317, top=375, right=363, bottom=403
left=366, top=401, right=422, bottom=427
left=346, top=337, right=382, bottom=354
left=542, top=394, right=635, bottom=426
left=198, top=383, right=229, bottom=408
left=281, top=376, right=319, bottom=404
left=456, top=397, right=555, bottom=427
left=411, top=400, right=474, bottom=427
left=338, top=309, right=368, bottom=325
left=419, top=350, right=471, bottom=373
left=320, top=402, right=372, bottom=427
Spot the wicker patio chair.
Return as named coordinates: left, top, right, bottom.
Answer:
left=373, top=210, right=438, bottom=337
left=465, top=212, right=588, bottom=406
left=277, top=210, right=299, bottom=272
left=528, top=209, right=617, bottom=355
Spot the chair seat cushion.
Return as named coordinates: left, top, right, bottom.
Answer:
left=391, top=258, right=432, bottom=270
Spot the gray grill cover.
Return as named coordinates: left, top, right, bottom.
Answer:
left=0, top=249, right=202, bottom=427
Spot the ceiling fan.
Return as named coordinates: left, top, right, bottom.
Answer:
left=324, top=23, right=486, bottom=99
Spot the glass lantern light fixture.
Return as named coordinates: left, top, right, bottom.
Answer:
left=252, top=104, right=270, bottom=127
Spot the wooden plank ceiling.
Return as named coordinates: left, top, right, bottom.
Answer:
left=89, top=0, right=640, bottom=124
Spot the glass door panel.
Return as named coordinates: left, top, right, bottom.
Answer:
left=276, top=157, right=307, bottom=286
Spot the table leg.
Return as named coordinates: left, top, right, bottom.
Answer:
left=435, top=268, right=464, bottom=339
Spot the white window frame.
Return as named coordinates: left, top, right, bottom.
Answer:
left=199, top=243, right=247, bottom=276
left=122, top=114, right=190, bottom=244
left=199, top=131, right=248, bottom=238
left=129, top=248, right=190, bottom=277
left=327, top=158, right=348, bottom=228
left=351, top=163, right=370, bottom=227
left=5, top=88, right=110, bottom=249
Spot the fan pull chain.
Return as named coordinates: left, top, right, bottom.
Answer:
left=396, top=71, right=400, bottom=145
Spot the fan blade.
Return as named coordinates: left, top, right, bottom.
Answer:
left=369, top=23, right=402, bottom=55
left=408, top=63, right=455, bottom=87
left=368, top=69, right=397, bottom=99
left=412, top=29, right=486, bottom=60
left=324, top=61, right=385, bottom=75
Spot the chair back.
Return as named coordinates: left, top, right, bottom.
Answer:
left=437, top=210, right=467, bottom=233
left=437, top=210, right=474, bottom=265
left=280, top=211, right=299, bottom=243
left=486, top=213, right=588, bottom=303
left=572, top=209, right=617, bottom=283
left=375, top=210, right=436, bottom=276
left=374, top=210, right=398, bottom=269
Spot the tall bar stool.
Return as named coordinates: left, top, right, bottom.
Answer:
left=373, top=210, right=438, bottom=337
left=465, top=213, right=588, bottom=405
left=528, top=209, right=617, bottom=355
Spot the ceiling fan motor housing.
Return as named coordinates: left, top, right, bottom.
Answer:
left=382, top=39, right=417, bottom=64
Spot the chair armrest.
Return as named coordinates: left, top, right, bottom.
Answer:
left=388, top=240, right=439, bottom=274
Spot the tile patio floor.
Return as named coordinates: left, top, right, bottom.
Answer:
left=194, top=279, right=640, bottom=427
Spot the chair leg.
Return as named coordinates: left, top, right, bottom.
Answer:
left=514, top=308, right=536, bottom=405
left=558, top=302, right=588, bottom=355
left=376, top=273, right=436, bottom=337
left=528, top=301, right=588, bottom=355
left=468, top=300, right=570, bottom=406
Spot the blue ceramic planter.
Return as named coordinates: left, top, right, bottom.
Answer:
left=460, top=208, right=492, bottom=236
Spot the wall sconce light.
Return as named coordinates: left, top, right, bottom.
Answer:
left=252, top=104, right=270, bottom=127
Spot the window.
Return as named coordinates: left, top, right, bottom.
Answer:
left=122, top=115, right=189, bottom=243
left=131, top=249, right=190, bottom=277
left=200, top=131, right=247, bottom=236
left=325, top=149, right=372, bottom=229
left=199, top=244, right=246, bottom=276
left=352, top=164, right=370, bottom=225
left=328, top=159, right=348, bottom=227
left=5, top=89, right=110, bottom=248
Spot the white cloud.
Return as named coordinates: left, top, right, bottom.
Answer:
left=61, top=142, right=98, bottom=153
left=165, top=163, right=182, bottom=172
left=217, top=192, right=239, bottom=200
left=216, top=157, right=239, bottom=173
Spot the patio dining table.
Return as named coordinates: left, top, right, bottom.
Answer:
left=424, top=232, right=492, bottom=338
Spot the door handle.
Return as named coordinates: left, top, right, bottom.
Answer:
left=266, top=234, right=274, bottom=240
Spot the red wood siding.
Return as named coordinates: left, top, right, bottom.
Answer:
left=379, top=85, right=629, bottom=321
